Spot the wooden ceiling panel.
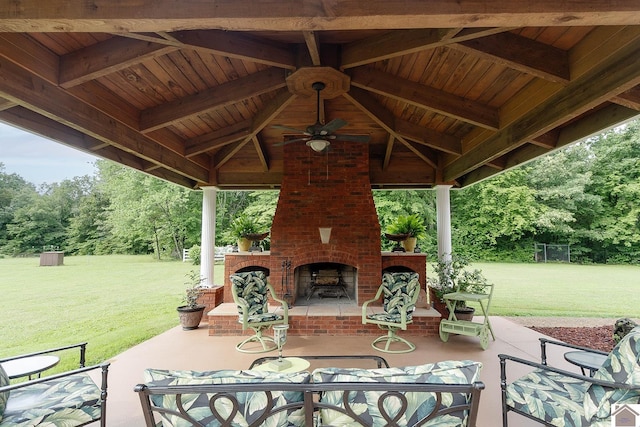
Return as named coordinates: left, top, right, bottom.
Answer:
left=1, top=3, right=639, bottom=189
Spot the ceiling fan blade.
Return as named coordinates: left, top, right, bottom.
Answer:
left=272, top=124, right=310, bottom=135
left=319, top=118, right=348, bottom=134
left=273, top=137, right=310, bottom=146
left=332, top=134, right=371, bottom=143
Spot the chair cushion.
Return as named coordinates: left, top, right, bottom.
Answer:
left=1, top=373, right=102, bottom=426
left=312, top=360, right=482, bottom=426
left=584, top=326, right=640, bottom=420
left=0, top=364, right=8, bottom=421
left=231, top=271, right=270, bottom=317
left=381, top=272, right=419, bottom=320
left=143, top=368, right=310, bottom=427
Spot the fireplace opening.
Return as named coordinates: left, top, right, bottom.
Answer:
left=295, top=262, right=356, bottom=306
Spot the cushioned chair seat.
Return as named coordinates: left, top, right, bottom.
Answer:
left=313, top=360, right=482, bottom=426
left=1, top=373, right=103, bottom=426
left=505, top=369, right=605, bottom=427
left=143, top=368, right=310, bottom=427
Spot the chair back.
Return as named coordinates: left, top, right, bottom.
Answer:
left=230, top=271, right=270, bottom=316
left=381, top=272, right=420, bottom=320
left=584, top=326, right=640, bottom=420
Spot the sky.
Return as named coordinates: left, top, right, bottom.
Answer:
left=0, top=122, right=98, bottom=186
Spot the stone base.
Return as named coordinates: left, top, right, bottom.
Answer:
left=207, top=303, right=441, bottom=337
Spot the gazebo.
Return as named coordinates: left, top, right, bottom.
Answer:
left=1, top=2, right=639, bottom=299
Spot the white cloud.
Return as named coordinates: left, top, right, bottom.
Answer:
left=0, top=122, right=98, bottom=185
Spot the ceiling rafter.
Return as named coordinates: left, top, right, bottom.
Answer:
left=340, top=27, right=514, bottom=69
left=59, top=37, right=178, bottom=88
left=350, top=67, right=500, bottom=130
left=450, top=32, right=571, bottom=83
left=174, top=30, right=297, bottom=70
left=139, top=68, right=287, bottom=132
left=445, top=39, right=640, bottom=181
left=0, top=55, right=209, bottom=183
left=343, top=87, right=437, bottom=169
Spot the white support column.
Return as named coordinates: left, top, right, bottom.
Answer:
left=436, top=185, right=452, bottom=262
left=200, top=186, right=217, bottom=287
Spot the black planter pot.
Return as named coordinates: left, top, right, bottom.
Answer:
left=177, top=305, right=205, bottom=330
left=454, top=307, right=475, bottom=321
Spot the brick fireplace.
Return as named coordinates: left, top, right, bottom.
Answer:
left=214, top=140, right=437, bottom=336
left=221, top=140, right=433, bottom=302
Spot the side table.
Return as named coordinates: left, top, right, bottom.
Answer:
left=1, top=355, right=60, bottom=380
left=564, top=350, right=607, bottom=377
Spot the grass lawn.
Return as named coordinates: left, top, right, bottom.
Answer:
left=1, top=255, right=638, bottom=371
left=0, top=255, right=224, bottom=370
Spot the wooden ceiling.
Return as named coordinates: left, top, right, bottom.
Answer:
left=1, top=1, right=640, bottom=189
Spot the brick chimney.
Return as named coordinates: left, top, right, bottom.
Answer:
left=269, top=140, right=381, bottom=304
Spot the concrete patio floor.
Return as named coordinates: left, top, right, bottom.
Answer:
left=105, top=316, right=579, bottom=426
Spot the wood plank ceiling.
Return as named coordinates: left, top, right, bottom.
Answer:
left=1, top=1, right=640, bottom=189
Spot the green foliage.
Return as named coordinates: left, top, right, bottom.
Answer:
left=227, top=214, right=265, bottom=240
left=427, top=254, right=490, bottom=309
left=182, top=270, right=206, bottom=308
left=386, top=214, right=426, bottom=239
left=188, top=244, right=201, bottom=265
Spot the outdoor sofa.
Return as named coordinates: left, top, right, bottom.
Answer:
left=0, top=343, right=109, bottom=427
left=499, top=325, right=640, bottom=426
left=135, top=359, right=484, bottom=426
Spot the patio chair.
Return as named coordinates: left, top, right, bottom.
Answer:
left=499, top=326, right=640, bottom=426
left=0, top=342, right=109, bottom=427
left=361, top=271, right=420, bottom=353
left=230, top=271, right=288, bottom=353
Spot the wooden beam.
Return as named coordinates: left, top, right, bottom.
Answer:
left=340, top=27, right=512, bottom=69
left=0, top=33, right=59, bottom=84
left=59, top=37, right=177, bottom=88
left=2, top=1, right=640, bottom=32
left=303, top=31, right=322, bottom=66
left=0, top=55, right=210, bottom=183
left=140, top=68, right=286, bottom=132
left=613, top=86, right=640, bottom=110
left=185, top=120, right=252, bottom=157
left=215, top=89, right=296, bottom=168
left=350, top=67, right=500, bottom=130
left=445, top=40, right=640, bottom=181
left=383, top=134, right=394, bottom=171
left=174, top=30, right=296, bottom=70
left=452, top=32, right=570, bottom=83
left=252, top=135, right=270, bottom=172
left=343, top=87, right=437, bottom=168
left=0, top=97, right=16, bottom=111
left=395, top=119, right=462, bottom=155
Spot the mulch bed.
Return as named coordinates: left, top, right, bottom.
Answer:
left=529, top=326, right=616, bottom=353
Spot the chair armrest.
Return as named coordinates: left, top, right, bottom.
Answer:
left=0, top=342, right=88, bottom=367
left=0, top=362, right=110, bottom=393
left=538, top=337, right=608, bottom=366
left=498, top=354, right=637, bottom=390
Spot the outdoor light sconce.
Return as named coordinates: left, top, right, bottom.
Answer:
left=319, top=227, right=332, bottom=244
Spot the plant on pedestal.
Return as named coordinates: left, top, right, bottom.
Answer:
left=177, top=271, right=207, bottom=330
left=228, top=214, right=268, bottom=252
left=427, top=254, right=489, bottom=319
left=386, top=214, right=426, bottom=252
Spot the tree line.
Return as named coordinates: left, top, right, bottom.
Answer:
left=1, top=121, right=638, bottom=264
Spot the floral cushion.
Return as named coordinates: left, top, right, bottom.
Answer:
left=312, top=360, right=482, bottom=426
left=0, top=364, right=8, bottom=422
left=583, top=326, right=640, bottom=421
left=505, top=368, right=597, bottom=427
left=143, top=368, right=310, bottom=427
left=366, top=272, right=419, bottom=323
left=0, top=373, right=102, bottom=426
left=231, top=271, right=284, bottom=325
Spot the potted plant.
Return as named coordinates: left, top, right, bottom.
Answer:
left=427, top=254, right=490, bottom=320
left=386, top=214, right=426, bottom=252
left=177, top=271, right=206, bottom=330
left=229, top=214, right=267, bottom=252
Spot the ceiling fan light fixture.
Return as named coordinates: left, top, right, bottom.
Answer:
left=306, top=138, right=330, bottom=152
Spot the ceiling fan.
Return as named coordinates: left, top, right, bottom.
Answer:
left=273, top=82, right=370, bottom=152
